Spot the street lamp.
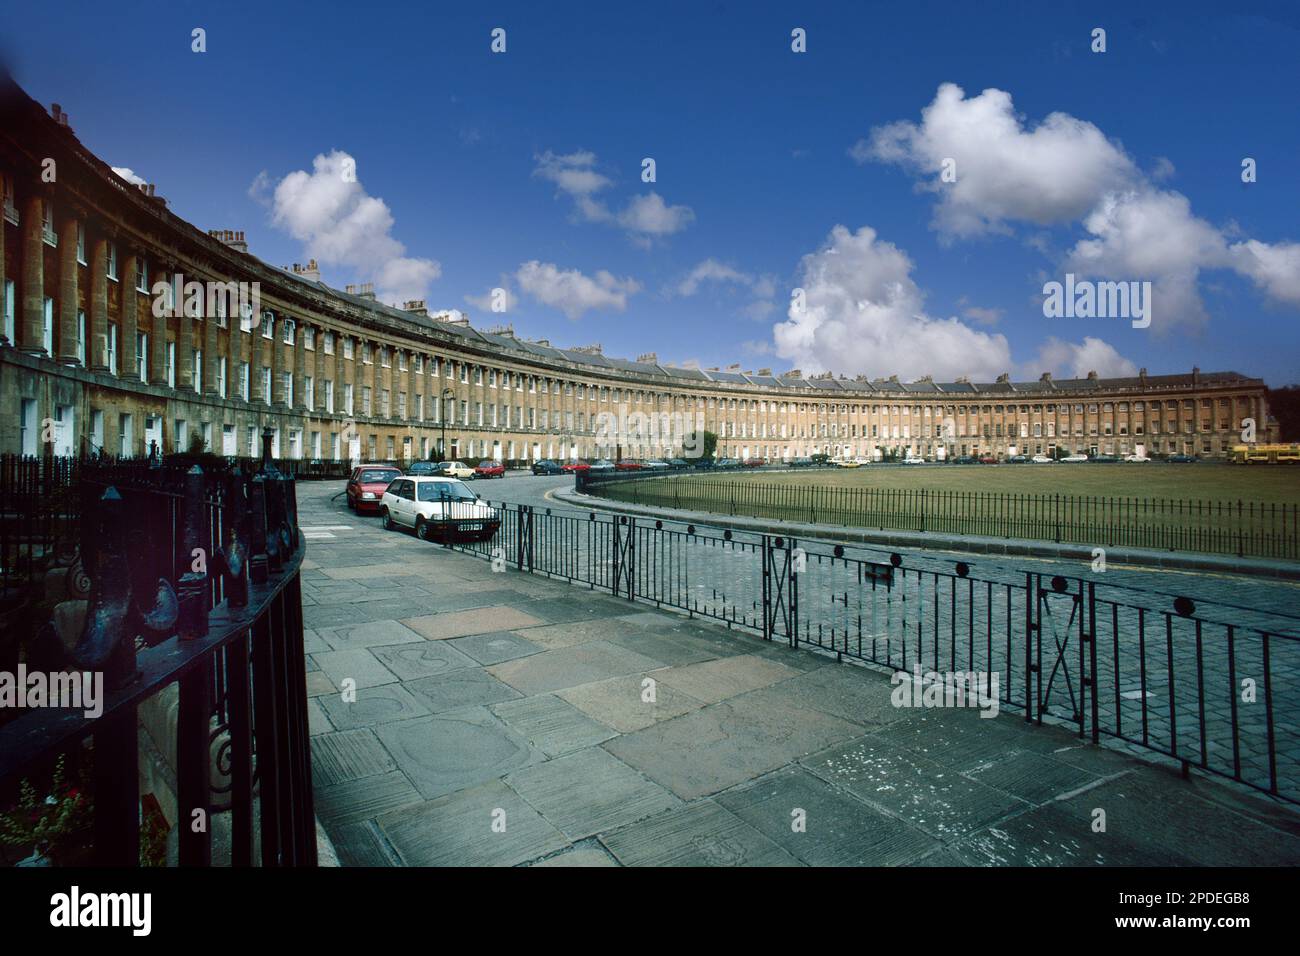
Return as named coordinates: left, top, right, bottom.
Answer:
left=439, top=388, right=454, bottom=462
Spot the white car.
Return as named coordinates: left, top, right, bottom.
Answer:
left=380, top=476, right=501, bottom=542
left=903, top=456, right=925, bottom=464
left=1062, top=453, right=1089, bottom=463
left=1123, top=454, right=1151, bottom=462
left=436, top=460, right=476, bottom=480
left=852, top=457, right=871, bottom=466
left=1031, top=454, right=1053, bottom=463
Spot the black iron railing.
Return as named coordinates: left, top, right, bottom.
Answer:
left=0, top=435, right=314, bottom=866
left=575, top=470, right=1300, bottom=560
left=438, top=498, right=1300, bottom=804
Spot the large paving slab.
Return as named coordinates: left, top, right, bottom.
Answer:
left=401, top=605, right=546, bottom=639
left=598, top=800, right=801, bottom=866
left=374, top=707, right=543, bottom=799
left=450, top=630, right=544, bottom=665
left=504, top=746, right=682, bottom=839
left=378, top=780, right=571, bottom=867
left=311, top=648, right=399, bottom=689
left=605, top=683, right=864, bottom=800
left=310, top=728, right=398, bottom=787
left=403, top=668, right=522, bottom=714
left=651, top=654, right=802, bottom=704
left=490, top=695, right=618, bottom=756
left=716, top=766, right=939, bottom=866
left=485, top=639, right=664, bottom=696
left=802, top=737, right=1029, bottom=840
left=370, top=640, right=479, bottom=680
left=319, top=619, right=425, bottom=650
left=557, top=673, right=706, bottom=733
left=317, top=682, right=431, bottom=730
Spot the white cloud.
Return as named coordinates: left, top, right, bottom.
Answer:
left=863, top=83, right=1137, bottom=238
left=771, top=224, right=1012, bottom=381
left=617, top=192, right=694, bottom=239
left=534, top=150, right=693, bottom=243
left=532, top=150, right=614, bottom=223
left=514, top=261, right=641, bottom=319
left=1229, top=239, right=1300, bottom=306
left=863, top=84, right=1300, bottom=327
left=1066, top=189, right=1228, bottom=333
left=112, top=166, right=148, bottom=186
left=255, top=150, right=440, bottom=304
left=676, top=259, right=750, bottom=296
left=1028, top=336, right=1138, bottom=379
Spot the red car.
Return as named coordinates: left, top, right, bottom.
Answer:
left=560, top=461, right=590, bottom=473
left=743, top=457, right=767, bottom=468
left=474, top=459, right=505, bottom=479
left=347, top=464, right=402, bottom=514
left=978, top=455, right=999, bottom=465
left=614, top=460, right=644, bottom=471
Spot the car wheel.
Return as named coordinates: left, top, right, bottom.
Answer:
left=416, top=518, right=433, bottom=541
left=381, top=509, right=394, bottom=530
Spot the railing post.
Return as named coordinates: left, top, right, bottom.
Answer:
left=177, top=465, right=209, bottom=640
left=92, top=705, right=140, bottom=865
left=177, top=655, right=214, bottom=866
left=1024, top=573, right=1035, bottom=723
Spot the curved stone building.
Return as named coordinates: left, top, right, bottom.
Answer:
left=0, top=80, right=1277, bottom=465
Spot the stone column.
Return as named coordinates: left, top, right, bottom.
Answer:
left=315, top=326, right=328, bottom=414
left=0, top=190, right=6, bottom=346
left=335, top=333, right=347, bottom=416
left=293, top=320, right=307, bottom=411
left=176, top=273, right=193, bottom=390
left=20, top=194, right=46, bottom=355
left=408, top=350, right=418, bottom=421
left=56, top=213, right=80, bottom=364
left=120, top=253, right=138, bottom=378
left=270, top=317, right=283, bottom=406
left=203, top=297, right=219, bottom=395
left=89, top=235, right=109, bottom=370
left=250, top=330, right=265, bottom=404
left=371, top=342, right=382, bottom=417
left=150, top=273, right=168, bottom=387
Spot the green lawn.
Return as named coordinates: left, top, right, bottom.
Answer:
left=593, top=463, right=1300, bottom=559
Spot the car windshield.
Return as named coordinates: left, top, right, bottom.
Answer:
left=418, top=482, right=476, bottom=503
left=360, top=470, right=399, bottom=483
left=478, top=461, right=497, bottom=467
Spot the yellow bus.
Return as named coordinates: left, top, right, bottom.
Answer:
left=1230, top=443, right=1300, bottom=463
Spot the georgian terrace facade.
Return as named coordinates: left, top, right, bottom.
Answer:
left=0, top=81, right=1277, bottom=466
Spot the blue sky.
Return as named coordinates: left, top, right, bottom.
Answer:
left=4, top=0, right=1298, bottom=384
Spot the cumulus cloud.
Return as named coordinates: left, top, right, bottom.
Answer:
left=675, top=258, right=776, bottom=319
left=1066, top=189, right=1228, bottom=333
left=771, top=224, right=1012, bottom=381
left=862, top=83, right=1137, bottom=238
left=532, top=150, right=614, bottom=223
left=1229, top=239, right=1300, bottom=306
left=112, top=166, right=147, bottom=186
left=617, top=192, right=694, bottom=241
left=1027, top=336, right=1138, bottom=380
left=533, top=150, right=694, bottom=244
left=860, top=83, right=1300, bottom=329
left=514, top=261, right=641, bottom=319
left=254, top=150, right=440, bottom=304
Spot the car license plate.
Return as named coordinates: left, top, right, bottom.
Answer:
left=459, top=522, right=482, bottom=531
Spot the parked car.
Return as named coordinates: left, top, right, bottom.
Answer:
left=742, top=457, right=767, bottom=468
left=1123, top=453, right=1151, bottom=463
left=346, top=464, right=403, bottom=514
left=1091, top=455, right=1121, bottom=463
left=379, top=476, right=501, bottom=542
left=951, top=455, right=977, bottom=465
left=716, top=458, right=742, bottom=470
left=903, top=456, right=925, bottom=465
left=810, top=454, right=832, bottom=467
left=589, top=459, right=615, bottom=473
left=615, top=459, right=644, bottom=471
left=435, top=460, right=476, bottom=480
left=1007, top=455, right=1029, bottom=464
left=531, top=459, right=564, bottom=475
left=560, top=460, right=591, bottom=474
left=644, top=459, right=671, bottom=470
left=474, top=460, right=505, bottom=479
left=790, top=456, right=815, bottom=468
left=978, top=455, right=999, bottom=464
left=406, top=460, right=441, bottom=476
left=1031, top=454, right=1053, bottom=464
left=1062, top=453, right=1089, bottom=463
left=668, top=458, right=691, bottom=470
left=1168, top=454, right=1198, bottom=463
left=834, top=458, right=861, bottom=468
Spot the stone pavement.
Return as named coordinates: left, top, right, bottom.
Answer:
left=296, top=482, right=1300, bottom=866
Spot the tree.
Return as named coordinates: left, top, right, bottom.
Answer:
left=700, top=430, right=718, bottom=463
